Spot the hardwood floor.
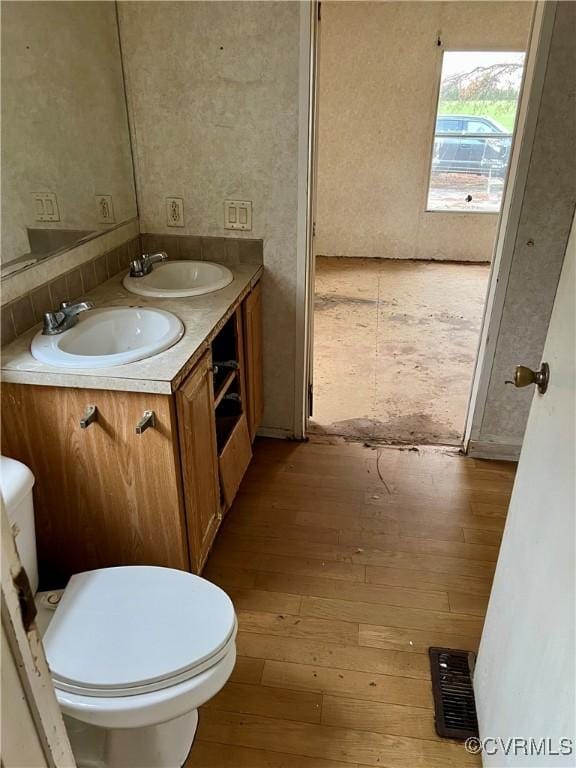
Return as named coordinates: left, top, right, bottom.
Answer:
left=187, top=437, right=515, bottom=767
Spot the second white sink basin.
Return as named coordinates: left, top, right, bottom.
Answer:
left=31, top=307, right=184, bottom=369
left=123, top=260, right=234, bottom=298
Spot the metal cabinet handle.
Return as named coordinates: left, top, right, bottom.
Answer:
left=80, top=405, right=97, bottom=429
left=136, top=410, right=156, bottom=434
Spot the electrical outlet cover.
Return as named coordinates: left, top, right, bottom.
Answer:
left=166, top=197, right=184, bottom=227
left=96, top=195, right=115, bottom=224
left=224, top=200, right=252, bottom=231
left=34, top=193, right=60, bottom=222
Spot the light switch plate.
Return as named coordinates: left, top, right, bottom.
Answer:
left=96, top=195, right=115, bottom=223
left=224, top=200, right=252, bottom=231
left=166, top=197, right=184, bottom=227
left=34, top=193, right=60, bottom=222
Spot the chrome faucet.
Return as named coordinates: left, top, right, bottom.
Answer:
left=42, top=300, right=94, bottom=335
left=129, top=251, right=168, bottom=278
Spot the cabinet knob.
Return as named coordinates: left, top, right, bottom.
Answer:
left=80, top=405, right=97, bottom=429
left=136, top=410, right=156, bottom=434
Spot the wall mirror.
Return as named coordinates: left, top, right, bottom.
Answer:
left=1, top=1, right=137, bottom=281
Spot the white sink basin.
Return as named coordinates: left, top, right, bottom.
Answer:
left=31, top=307, right=184, bottom=369
left=123, top=260, right=233, bottom=298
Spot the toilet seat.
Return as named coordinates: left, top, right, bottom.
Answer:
left=44, top=566, right=236, bottom=698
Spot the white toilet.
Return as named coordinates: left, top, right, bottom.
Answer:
left=1, top=456, right=237, bottom=768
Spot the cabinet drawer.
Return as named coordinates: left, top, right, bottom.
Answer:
left=218, top=413, right=252, bottom=508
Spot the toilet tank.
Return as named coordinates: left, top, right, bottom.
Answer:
left=0, top=456, right=38, bottom=593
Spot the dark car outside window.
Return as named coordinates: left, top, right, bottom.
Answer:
left=436, top=118, right=463, bottom=133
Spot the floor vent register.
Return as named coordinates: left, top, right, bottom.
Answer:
left=429, top=647, right=480, bottom=739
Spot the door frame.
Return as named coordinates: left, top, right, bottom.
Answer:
left=294, top=0, right=556, bottom=447
left=464, top=0, right=557, bottom=456
left=1, top=503, right=75, bottom=767
left=293, top=0, right=319, bottom=439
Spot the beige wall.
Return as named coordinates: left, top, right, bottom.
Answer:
left=118, top=1, right=302, bottom=435
left=1, top=1, right=137, bottom=265
left=315, top=1, right=533, bottom=261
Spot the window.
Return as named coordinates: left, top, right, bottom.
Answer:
left=427, top=51, right=525, bottom=213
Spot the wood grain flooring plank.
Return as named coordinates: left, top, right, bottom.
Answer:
left=201, top=564, right=257, bottom=588
left=359, top=624, right=480, bottom=654
left=300, top=596, right=483, bottom=636
left=339, top=529, right=499, bottom=562
left=205, top=681, right=322, bottom=724
left=237, top=610, right=359, bottom=645
left=188, top=741, right=355, bottom=768
left=261, top=660, right=433, bottom=708
left=230, top=657, right=265, bottom=685
left=463, top=527, right=503, bottom=546
left=300, top=503, right=505, bottom=541
left=365, top=564, right=493, bottom=596
left=210, top=544, right=366, bottom=583
left=295, top=510, right=466, bottom=542
left=321, top=695, right=438, bottom=741
left=197, top=710, right=479, bottom=767
left=469, top=500, right=510, bottom=518
left=216, top=534, right=495, bottom=579
left=235, top=632, right=430, bottom=680
left=228, top=588, right=302, bottom=615
left=238, top=482, right=365, bottom=507
left=225, top=500, right=299, bottom=526
left=225, top=520, right=341, bottom=545
left=448, top=591, right=490, bottom=617
left=359, top=502, right=506, bottom=532
left=253, top=571, right=450, bottom=612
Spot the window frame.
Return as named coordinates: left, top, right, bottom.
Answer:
left=424, top=48, right=526, bottom=216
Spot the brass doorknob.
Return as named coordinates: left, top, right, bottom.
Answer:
left=510, top=362, right=550, bottom=394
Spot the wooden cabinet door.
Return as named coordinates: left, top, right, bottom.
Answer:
left=176, top=351, right=221, bottom=572
left=218, top=413, right=252, bottom=508
left=1, top=384, right=188, bottom=586
left=243, top=280, right=264, bottom=440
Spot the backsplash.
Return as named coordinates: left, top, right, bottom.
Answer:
left=140, top=233, right=263, bottom=266
left=1, top=234, right=263, bottom=347
left=1, top=237, right=140, bottom=347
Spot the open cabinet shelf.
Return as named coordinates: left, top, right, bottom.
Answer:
left=214, top=369, right=238, bottom=408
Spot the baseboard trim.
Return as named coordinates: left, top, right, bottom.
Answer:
left=467, top=439, right=521, bottom=462
left=256, top=426, right=299, bottom=440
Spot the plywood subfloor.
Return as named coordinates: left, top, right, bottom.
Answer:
left=187, top=437, right=514, bottom=767
left=310, top=257, right=491, bottom=444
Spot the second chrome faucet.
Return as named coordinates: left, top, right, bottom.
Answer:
left=128, top=251, right=168, bottom=278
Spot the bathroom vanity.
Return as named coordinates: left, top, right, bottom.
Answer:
left=1, top=266, right=263, bottom=586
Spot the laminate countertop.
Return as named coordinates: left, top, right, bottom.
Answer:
left=1, top=263, right=263, bottom=394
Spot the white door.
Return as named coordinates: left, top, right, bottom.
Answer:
left=474, top=210, right=576, bottom=766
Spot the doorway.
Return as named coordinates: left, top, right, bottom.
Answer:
left=307, top=2, right=532, bottom=445
left=311, top=257, right=490, bottom=443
